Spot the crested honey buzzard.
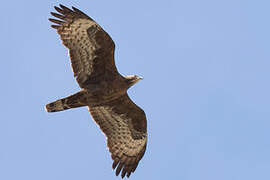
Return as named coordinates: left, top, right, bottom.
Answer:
left=46, top=4, right=147, bottom=178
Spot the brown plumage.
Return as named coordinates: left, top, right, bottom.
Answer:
left=46, top=4, right=147, bottom=178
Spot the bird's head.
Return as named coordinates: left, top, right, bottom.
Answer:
left=125, top=75, right=143, bottom=88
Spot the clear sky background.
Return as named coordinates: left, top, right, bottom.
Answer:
left=1, top=0, right=270, bottom=179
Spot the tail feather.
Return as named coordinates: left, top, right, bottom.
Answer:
left=45, top=91, right=87, bottom=113
left=45, top=99, right=69, bottom=112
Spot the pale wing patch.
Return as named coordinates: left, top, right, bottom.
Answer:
left=59, top=19, right=100, bottom=81
left=89, top=106, right=147, bottom=156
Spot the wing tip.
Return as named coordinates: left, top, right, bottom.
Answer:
left=54, top=6, right=62, bottom=13
left=51, top=4, right=92, bottom=21
left=112, top=158, right=120, bottom=169
left=50, top=24, right=60, bottom=29
left=59, top=4, right=70, bottom=11
left=48, top=18, right=65, bottom=25
left=111, top=155, right=141, bottom=178
left=115, top=162, right=124, bottom=177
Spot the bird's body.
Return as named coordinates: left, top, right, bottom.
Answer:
left=46, top=4, right=147, bottom=178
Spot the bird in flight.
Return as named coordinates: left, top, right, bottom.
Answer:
left=46, top=4, right=147, bottom=178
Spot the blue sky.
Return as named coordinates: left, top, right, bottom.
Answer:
left=1, top=0, right=270, bottom=179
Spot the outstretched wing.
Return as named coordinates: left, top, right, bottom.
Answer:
left=89, top=94, right=147, bottom=178
left=49, top=4, right=118, bottom=88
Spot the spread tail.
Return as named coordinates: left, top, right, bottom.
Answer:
left=45, top=91, right=87, bottom=113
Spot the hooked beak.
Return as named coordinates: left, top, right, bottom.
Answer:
left=132, top=76, right=143, bottom=85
